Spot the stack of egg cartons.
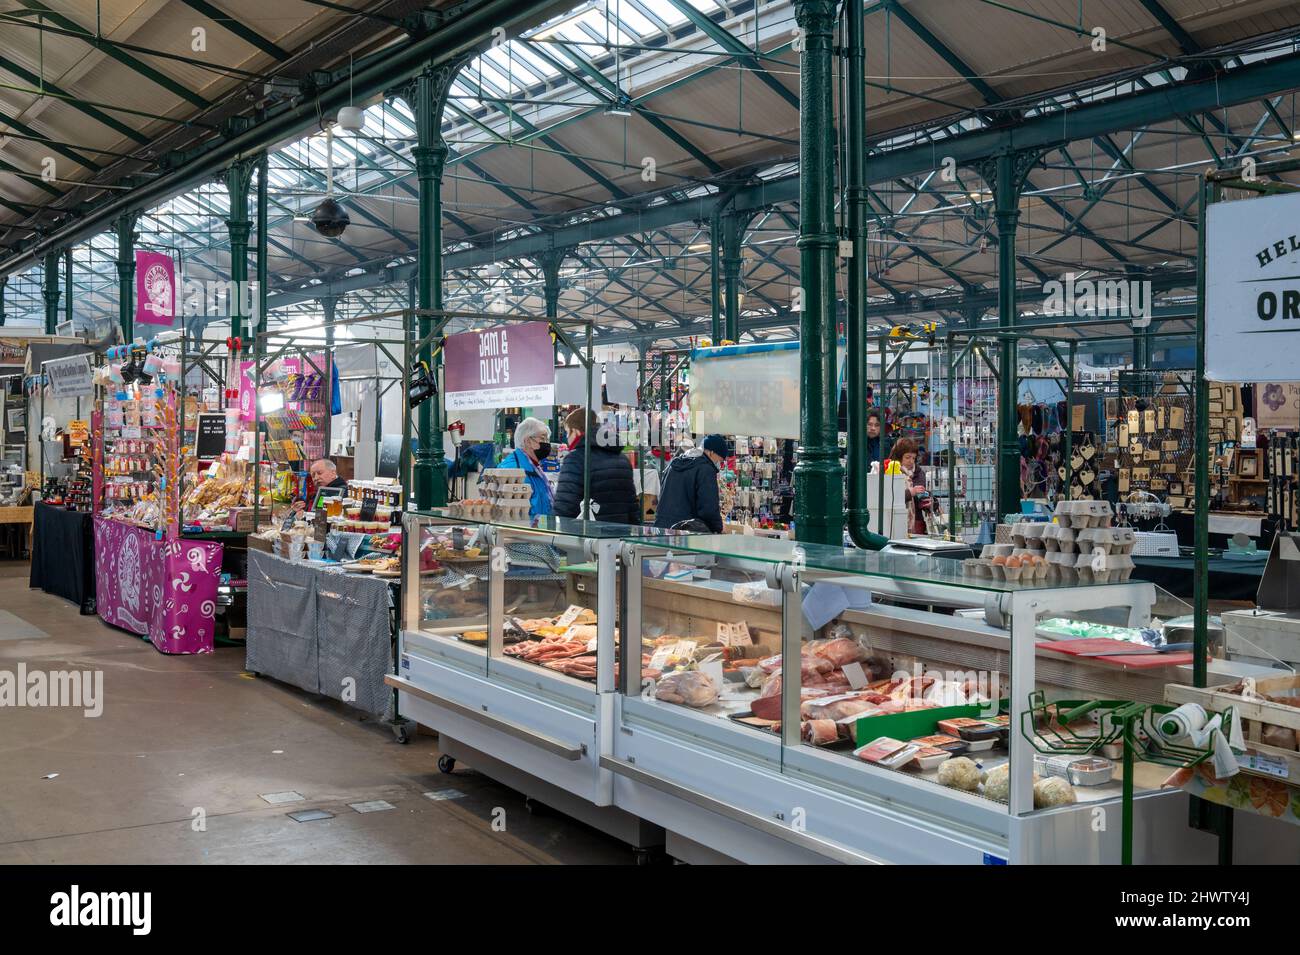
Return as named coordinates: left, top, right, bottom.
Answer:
left=480, top=467, right=533, bottom=519
left=1050, top=500, right=1136, bottom=582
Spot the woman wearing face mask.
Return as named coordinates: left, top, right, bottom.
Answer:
left=499, top=416, right=554, bottom=517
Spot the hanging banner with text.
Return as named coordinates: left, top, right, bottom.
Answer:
left=1205, top=191, right=1300, bottom=382
left=443, top=321, right=555, bottom=411
left=0, top=339, right=26, bottom=368
left=44, top=352, right=94, bottom=398
left=135, top=250, right=177, bottom=327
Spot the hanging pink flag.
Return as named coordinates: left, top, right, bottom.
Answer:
left=135, top=250, right=176, bottom=326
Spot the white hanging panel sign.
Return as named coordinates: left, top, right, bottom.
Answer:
left=44, top=353, right=94, bottom=398
left=1205, top=192, right=1300, bottom=382
left=689, top=343, right=844, bottom=440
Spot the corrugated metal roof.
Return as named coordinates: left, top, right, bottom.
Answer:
left=2, top=0, right=1299, bottom=346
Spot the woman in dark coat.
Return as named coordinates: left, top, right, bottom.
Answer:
left=552, top=408, right=641, bottom=524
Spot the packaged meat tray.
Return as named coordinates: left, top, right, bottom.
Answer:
left=910, top=733, right=968, bottom=755
left=853, top=737, right=920, bottom=769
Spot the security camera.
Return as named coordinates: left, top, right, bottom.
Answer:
left=311, top=197, right=351, bottom=238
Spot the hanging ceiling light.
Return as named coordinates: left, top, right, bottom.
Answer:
left=605, top=92, right=632, bottom=117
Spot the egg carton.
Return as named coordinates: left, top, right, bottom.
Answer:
left=1074, top=552, right=1136, bottom=583
left=1052, top=499, right=1114, bottom=529
left=1010, top=522, right=1049, bottom=550
left=481, top=467, right=526, bottom=481
left=1075, top=526, right=1135, bottom=555
left=485, top=483, right=533, bottom=501
left=965, top=555, right=1049, bottom=581
left=1041, top=524, right=1077, bottom=553
left=1046, top=551, right=1080, bottom=581
left=981, top=543, right=1014, bottom=559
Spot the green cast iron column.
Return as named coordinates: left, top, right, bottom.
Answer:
left=975, top=150, right=1037, bottom=518
left=792, top=0, right=844, bottom=546
left=225, top=158, right=256, bottom=341
left=322, top=296, right=338, bottom=347
left=722, top=212, right=746, bottom=343
left=42, top=250, right=61, bottom=334
left=410, top=58, right=467, bottom=509
left=0, top=275, right=7, bottom=327
left=115, top=211, right=138, bottom=342
left=709, top=210, right=723, bottom=342
left=256, top=151, right=269, bottom=341
left=63, top=248, right=72, bottom=329
left=996, top=153, right=1020, bottom=517
left=539, top=249, right=566, bottom=441
left=844, top=0, right=886, bottom=550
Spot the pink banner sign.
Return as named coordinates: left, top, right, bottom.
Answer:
left=443, top=321, right=555, bottom=411
left=135, top=250, right=177, bottom=327
left=237, top=353, right=327, bottom=422
left=94, top=517, right=222, bottom=654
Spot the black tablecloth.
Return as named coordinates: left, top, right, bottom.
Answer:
left=1130, top=553, right=1266, bottom=602
left=29, top=503, right=95, bottom=613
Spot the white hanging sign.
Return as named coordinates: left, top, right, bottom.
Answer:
left=1205, top=191, right=1300, bottom=382
left=44, top=353, right=94, bottom=398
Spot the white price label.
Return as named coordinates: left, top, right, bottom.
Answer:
left=842, top=662, right=869, bottom=689
left=648, top=646, right=676, bottom=670
left=700, top=660, right=725, bottom=690
left=1244, top=753, right=1289, bottom=778
left=555, top=604, right=585, bottom=628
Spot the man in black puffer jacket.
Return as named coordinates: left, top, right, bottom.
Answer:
left=653, top=434, right=726, bottom=533
left=553, top=408, right=641, bottom=524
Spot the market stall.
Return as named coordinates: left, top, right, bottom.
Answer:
left=29, top=501, right=95, bottom=612
left=91, top=335, right=224, bottom=653
left=391, top=503, right=1300, bottom=864
left=246, top=545, right=404, bottom=734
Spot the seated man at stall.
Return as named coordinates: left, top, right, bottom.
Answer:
left=292, top=458, right=348, bottom=513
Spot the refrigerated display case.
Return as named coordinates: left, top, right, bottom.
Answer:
left=609, top=534, right=1231, bottom=864
left=388, top=511, right=682, bottom=854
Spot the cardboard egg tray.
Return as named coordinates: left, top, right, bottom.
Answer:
left=1053, top=499, right=1114, bottom=529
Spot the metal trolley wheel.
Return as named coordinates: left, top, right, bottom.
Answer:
left=392, top=721, right=411, bottom=744
left=437, top=754, right=456, bottom=774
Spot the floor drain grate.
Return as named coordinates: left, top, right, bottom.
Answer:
left=287, top=809, right=334, bottom=823
left=422, top=789, right=468, bottom=802
left=259, top=791, right=305, bottom=805
left=349, top=800, right=396, bottom=813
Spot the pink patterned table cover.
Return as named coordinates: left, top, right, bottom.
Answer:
left=93, top=517, right=223, bottom=654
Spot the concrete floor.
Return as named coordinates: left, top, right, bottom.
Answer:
left=0, top=562, right=630, bottom=864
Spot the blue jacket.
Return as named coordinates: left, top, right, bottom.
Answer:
left=498, top=448, right=553, bottom=517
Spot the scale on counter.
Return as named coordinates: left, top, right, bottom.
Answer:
left=1257, top=531, right=1300, bottom=610
left=881, top=537, right=974, bottom=561
left=1221, top=531, right=1300, bottom=669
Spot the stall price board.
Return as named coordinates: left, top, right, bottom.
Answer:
left=196, top=413, right=226, bottom=459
